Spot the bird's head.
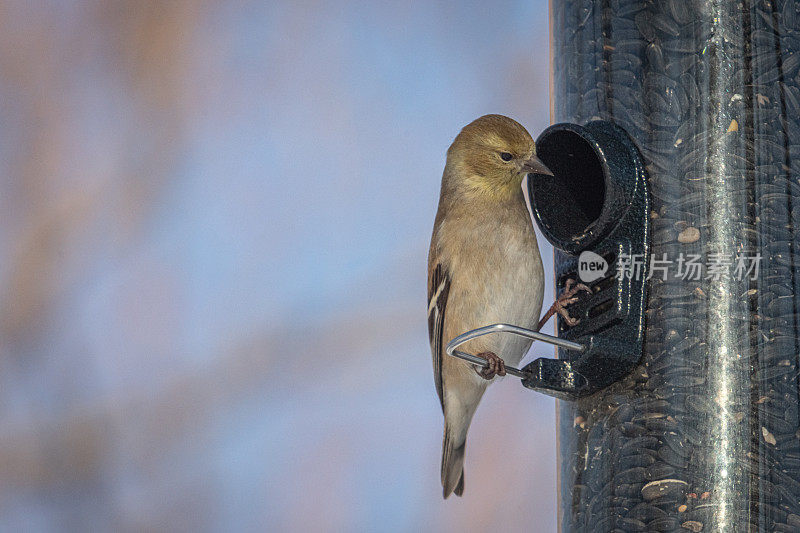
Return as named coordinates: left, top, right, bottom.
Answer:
left=445, top=114, right=553, bottom=201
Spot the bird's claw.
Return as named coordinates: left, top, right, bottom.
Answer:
left=564, top=278, right=592, bottom=298
left=554, top=278, right=592, bottom=326
left=558, top=305, right=581, bottom=326
left=476, top=351, right=506, bottom=380
left=537, top=278, right=592, bottom=330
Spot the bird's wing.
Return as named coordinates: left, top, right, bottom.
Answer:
left=428, top=262, right=451, bottom=411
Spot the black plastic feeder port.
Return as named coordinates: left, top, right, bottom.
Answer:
left=522, top=120, right=650, bottom=398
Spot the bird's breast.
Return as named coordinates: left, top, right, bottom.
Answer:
left=444, top=211, right=545, bottom=367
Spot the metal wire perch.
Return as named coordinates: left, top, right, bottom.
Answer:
left=445, top=323, right=586, bottom=380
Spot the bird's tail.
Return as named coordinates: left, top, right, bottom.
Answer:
left=441, top=424, right=466, bottom=498
left=441, top=394, right=480, bottom=498
left=440, top=370, right=486, bottom=498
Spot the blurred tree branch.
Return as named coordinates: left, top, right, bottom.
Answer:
left=0, top=1, right=202, bottom=343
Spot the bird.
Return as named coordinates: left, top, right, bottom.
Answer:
left=427, top=114, right=588, bottom=498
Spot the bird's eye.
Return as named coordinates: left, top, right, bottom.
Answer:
left=500, top=152, right=513, bottom=162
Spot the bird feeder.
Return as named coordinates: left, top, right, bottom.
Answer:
left=526, top=120, right=650, bottom=398
left=549, top=1, right=800, bottom=532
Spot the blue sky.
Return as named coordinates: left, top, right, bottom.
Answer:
left=0, top=1, right=558, bottom=530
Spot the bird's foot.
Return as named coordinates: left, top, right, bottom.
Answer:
left=538, top=278, right=592, bottom=329
left=553, top=300, right=580, bottom=326
left=554, top=279, right=592, bottom=326
left=476, top=351, right=506, bottom=380
left=562, top=278, right=592, bottom=300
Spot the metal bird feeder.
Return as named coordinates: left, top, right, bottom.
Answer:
left=527, top=120, right=651, bottom=398
left=548, top=1, right=800, bottom=532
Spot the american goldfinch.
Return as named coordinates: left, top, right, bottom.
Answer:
left=427, top=114, right=586, bottom=498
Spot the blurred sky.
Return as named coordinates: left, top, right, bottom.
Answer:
left=0, top=1, right=556, bottom=531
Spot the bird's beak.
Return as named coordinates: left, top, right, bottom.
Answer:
left=522, top=155, right=554, bottom=177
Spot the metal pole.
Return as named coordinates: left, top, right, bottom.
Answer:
left=552, top=1, right=800, bottom=531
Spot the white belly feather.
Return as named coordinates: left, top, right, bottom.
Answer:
left=442, top=210, right=545, bottom=369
